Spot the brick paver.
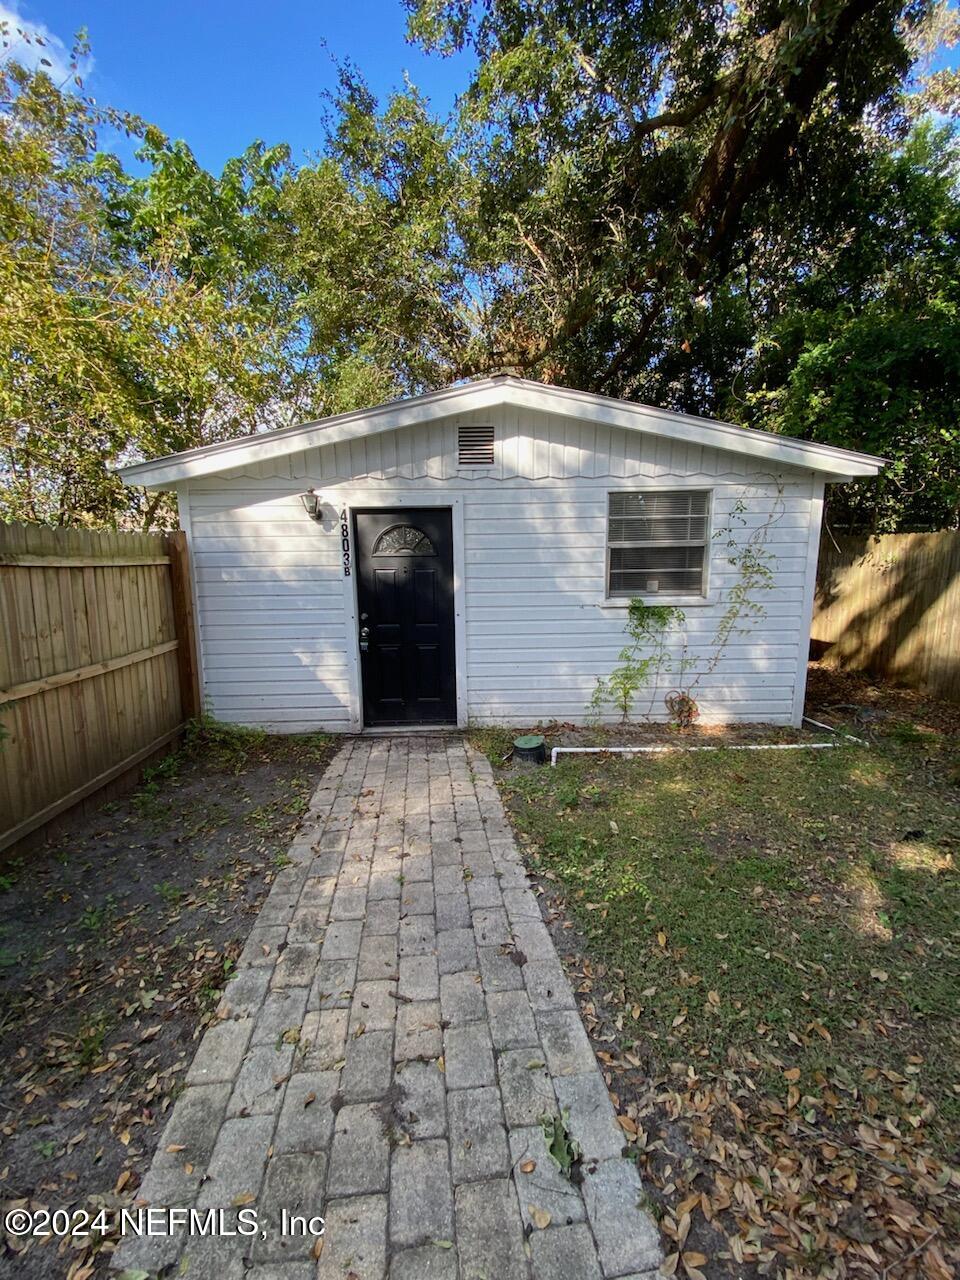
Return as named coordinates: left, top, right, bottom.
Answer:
left=113, top=737, right=664, bottom=1279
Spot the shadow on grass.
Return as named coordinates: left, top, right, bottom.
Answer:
left=495, top=738, right=960, bottom=1144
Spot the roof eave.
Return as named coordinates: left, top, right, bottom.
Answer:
left=117, top=376, right=885, bottom=490
left=117, top=379, right=511, bottom=491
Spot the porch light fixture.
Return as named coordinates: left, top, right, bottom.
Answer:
left=301, top=488, right=322, bottom=522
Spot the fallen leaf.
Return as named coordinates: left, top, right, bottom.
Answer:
left=529, top=1206, right=552, bottom=1230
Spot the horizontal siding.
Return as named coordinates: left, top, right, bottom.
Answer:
left=208, top=402, right=816, bottom=484
left=460, top=473, right=808, bottom=725
left=189, top=485, right=352, bottom=730
left=186, top=414, right=817, bottom=730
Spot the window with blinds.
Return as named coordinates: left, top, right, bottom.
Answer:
left=607, top=490, right=710, bottom=598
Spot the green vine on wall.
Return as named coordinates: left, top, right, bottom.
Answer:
left=588, top=477, right=786, bottom=724
left=589, top=601, right=686, bottom=722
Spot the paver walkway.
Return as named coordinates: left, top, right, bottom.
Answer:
left=114, top=736, right=664, bottom=1280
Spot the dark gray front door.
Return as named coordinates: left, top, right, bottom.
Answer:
left=354, top=509, right=457, bottom=726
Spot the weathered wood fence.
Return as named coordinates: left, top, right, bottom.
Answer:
left=812, top=530, right=960, bottom=702
left=0, top=524, right=201, bottom=854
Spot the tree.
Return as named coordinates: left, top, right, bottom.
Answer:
left=3, top=4, right=959, bottom=530
left=280, top=70, right=476, bottom=408
left=0, top=56, right=476, bottom=526
left=738, top=125, right=960, bottom=530
left=405, top=0, right=960, bottom=528
left=0, top=57, right=309, bottom=527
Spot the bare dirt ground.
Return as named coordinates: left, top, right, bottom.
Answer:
left=0, top=725, right=334, bottom=1280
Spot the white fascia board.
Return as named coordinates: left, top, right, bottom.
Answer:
left=118, top=375, right=884, bottom=490
left=505, top=381, right=884, bottom=478
left=118, top=381, right=507, bottom=491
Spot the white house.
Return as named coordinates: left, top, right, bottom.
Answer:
left=120, top=376, right=883, bottom=732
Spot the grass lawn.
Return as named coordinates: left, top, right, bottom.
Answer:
left=473, top=710, right=959, bottom=1279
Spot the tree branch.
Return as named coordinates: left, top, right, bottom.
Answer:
left=629, top=75, right=735, bottom=139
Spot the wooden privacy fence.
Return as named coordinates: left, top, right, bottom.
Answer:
left=812, top=530, right=960, bottom=702
left=0, top=524, right=201, bottom=853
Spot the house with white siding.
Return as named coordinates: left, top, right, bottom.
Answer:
left=119, top=376, right=882, bottom=732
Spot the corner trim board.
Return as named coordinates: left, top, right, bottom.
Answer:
left=792, top=478, right=825, bottom=726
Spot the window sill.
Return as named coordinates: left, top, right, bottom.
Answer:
left=597, top=594, right=717, bottom=609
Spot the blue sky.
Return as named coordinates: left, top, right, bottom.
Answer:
left=2, top=0, right=475, bottom=171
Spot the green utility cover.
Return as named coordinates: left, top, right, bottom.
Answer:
left=514, top=734, right=545, bottom=749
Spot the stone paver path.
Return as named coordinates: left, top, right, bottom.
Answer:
left=114, top=736, right=664, bottom=1280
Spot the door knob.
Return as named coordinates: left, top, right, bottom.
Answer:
left=359, top=625, right=370, bottom=653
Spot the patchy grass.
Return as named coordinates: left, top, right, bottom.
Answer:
left=0, top=722, right=336, bottom=1280
left=473, top=713, right=959, bottom=1278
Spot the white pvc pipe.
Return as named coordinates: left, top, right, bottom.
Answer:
left=802, top=715, right=867, bottom=745
left=550, top=740, right=853, bottom=767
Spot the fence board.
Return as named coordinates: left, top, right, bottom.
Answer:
left=0, top=524, right=200, bottom=852
left=812, top=530, right=960, bottom=702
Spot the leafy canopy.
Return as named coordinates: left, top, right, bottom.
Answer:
left=1, top=2, right=959, bottom=528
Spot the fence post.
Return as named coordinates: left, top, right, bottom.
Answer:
left=165, top=530, right=202, bottom=722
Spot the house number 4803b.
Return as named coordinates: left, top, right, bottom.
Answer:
left=340, top=510, right=351, bottom=576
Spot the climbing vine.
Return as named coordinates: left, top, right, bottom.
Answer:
left=588, top=477, right=785, bottom=724
left=589, top=601, right=686, bottom=722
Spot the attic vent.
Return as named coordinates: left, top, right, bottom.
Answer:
left=458, top=422, right=495, bottom=466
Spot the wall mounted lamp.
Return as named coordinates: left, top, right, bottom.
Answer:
left=300, top=488, right=323, bottom=522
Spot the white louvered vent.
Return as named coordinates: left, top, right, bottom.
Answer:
left=458, top=422, right=495, bottom=466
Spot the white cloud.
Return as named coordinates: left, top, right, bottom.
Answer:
left=0, top=1, right=92, bottom=84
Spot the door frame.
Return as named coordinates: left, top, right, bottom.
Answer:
left=339, top=492, right=468, bottom=731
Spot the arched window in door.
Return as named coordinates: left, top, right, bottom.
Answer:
left=371, top=524, right=437, bottom=556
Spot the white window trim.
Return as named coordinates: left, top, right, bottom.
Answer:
left=602, top=487, right=715, bottom=607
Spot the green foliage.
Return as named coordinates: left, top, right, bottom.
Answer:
left=403, top=0, right=960, bottom=529
left=0, top=56, right=315, bottom=527
left=740, top=123, right=960, bottom=530
left=0, top=58, right=471, bottom=527
left=697, top=486, right=780, bottom=686
left=182, top=715, right=268, bottom=773
left=155, top=881, right=185, bottom=907
left=78, top=895, right=116, bottom=934
left=496, top=736, right=960, bottom=1152
left=540, top=1109, right=582, bottom=1179
left=466, top=726, right=517, bottom=764
left=590, top=600, right=684, bottom=722
left=3, top=7, right=960, bottom=532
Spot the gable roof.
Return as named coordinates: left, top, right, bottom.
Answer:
left=118, top=374, right=884, bottom=490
